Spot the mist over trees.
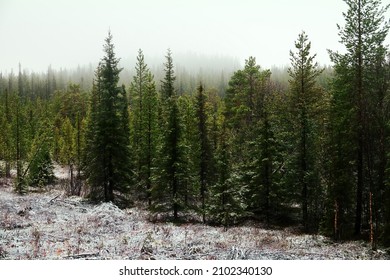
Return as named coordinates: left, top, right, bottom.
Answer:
left=1, top=0, right=390, bottom=249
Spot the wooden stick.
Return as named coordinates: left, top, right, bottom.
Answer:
left=48, top=194, right=61, bottom=204
left=64, top=252, right=100, bottom=259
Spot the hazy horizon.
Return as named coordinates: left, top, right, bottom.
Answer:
left=1, top=0, right=389, bottom=74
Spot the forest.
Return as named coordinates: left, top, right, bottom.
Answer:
left=1, top=0, right=390, bottom=259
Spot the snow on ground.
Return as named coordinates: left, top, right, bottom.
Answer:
left=0, top=175, right=388, bottom=260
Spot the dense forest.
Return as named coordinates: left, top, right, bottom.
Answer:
left=1, top=0, right=390, bottom=250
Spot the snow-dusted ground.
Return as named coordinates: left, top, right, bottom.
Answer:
left=0, top=168, right=388, bottom=260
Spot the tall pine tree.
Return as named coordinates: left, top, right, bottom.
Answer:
left=328, top=0, right=390, bottom=239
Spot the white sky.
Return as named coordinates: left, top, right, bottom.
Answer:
left=0, top=0, right=389, bottom=73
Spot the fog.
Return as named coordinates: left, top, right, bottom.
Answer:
left=0, top=0, right=389, bottom=74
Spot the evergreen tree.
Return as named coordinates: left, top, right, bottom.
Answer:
left=152, top=50, right=195, bottom=220
left=51, top=84, right=88, bottom=195
left=379, top=53, right=390, bottom=246
left=177, top=94, right=199, bottom=212
left=14, top=89, right=26, bottom=193
left=28, top=140, right=55, bottom=188
left=196, top=83, right=212, bottom=222
left=328, top=0, right=390, bottom=239
left=130, top=49, right=148, bottom=188
left=84, top=32, right=131, bottom=206
left=207, top=118, right=247, bottom=227
left=129, top=50, right=159, bottom=205
left=58, top=117, right=77, bottom=194
left=0, top=88, right=12, bottom=178
left=247, top=78, right=278, bottom=227
left=161, top=49, right=175, bottom=100
left=288, top=31, right=324, bottom=232
left=225, top=57, right=280, bottom=224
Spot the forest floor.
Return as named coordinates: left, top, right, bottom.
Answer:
left=0, top=166, right=389, bottom=260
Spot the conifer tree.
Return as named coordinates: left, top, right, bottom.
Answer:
left=152, top=50, right=192, bottom=220
left=207, top=118, right=247, bottom=227
left=161, top=49, right=175, bottom=100
left=14, top=88, right=26, bottom=193
left=59, top=117, right=77, bottom=194
left=28, top=140, right=55, bottom=188
left=328, top=0, right=390, bottom=238
left=177, top=94, right=199, bottom=212
left=196, top=83, right=212, bottom=222
left=248, top=77, right=278, bottom=227
left=225, top=57, right=279, bottom=224
left=0, top=89, right=12, bottom=178
left=84, top=32, right=131, bottom=206
left=130, top=49, right=148, bottom=185
left=288, top=31, right=324, bottom=232
left=130, top=50, right=159, bottom=205
left=141, top=73, right=159, bottom=205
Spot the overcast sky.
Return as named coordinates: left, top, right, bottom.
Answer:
left=0, top=0, right=389, bottom=73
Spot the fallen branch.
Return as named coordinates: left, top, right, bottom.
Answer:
left=63, top=252, right=100, bottom=259
left=48, top=194, right=61, bottom=204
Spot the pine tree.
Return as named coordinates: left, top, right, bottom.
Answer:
left=84, top=32, right=131, bottom=206
left=329, top=0, right=390, bottom=238
left=288, top=31, right=324, bottom=232
left=324, top=56, right=356, bottom=240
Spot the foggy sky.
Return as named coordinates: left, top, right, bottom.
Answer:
left=1, top=0, right=389, bottom=73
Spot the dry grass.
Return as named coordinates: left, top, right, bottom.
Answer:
left=0, top=174, right=388, bottom=260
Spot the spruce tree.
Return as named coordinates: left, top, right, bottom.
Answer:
left=225, top=57, right=279, bottom=224
left=196, top=83, right=212, bottom=222
left=152, top=50, right=192, bottom=220
left=248, top=70, right=281, bottom=226
left=130, top=50, right=159, bottom=205
left=130, top=49, right=148, bottom=189
left=84, top=32, right=131, bottom=206
left=177, top=94, right=199, bottom=213
left=207, top=118, right=247, bottom=227
left=28, top=140, right=55, bottom=188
